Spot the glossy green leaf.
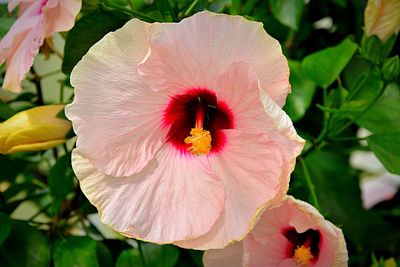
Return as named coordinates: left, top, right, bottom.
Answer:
left=0, top=221, right=50, bottom=267
left=343, top=72, right=383, bottom=116
left=269, top=0, right=304, bottom=30
left=0, top=212, right=11, bottom=245
left=356, top=83, right=400, bottom=134
left=367, top=134, right=400, bottom=175
left=302, top=38, right=358, bottom=88
left=54, top=236, right=99, bottom=267
left=62, top=11, right=130, bottom=75
left=116, top=244, right=179, bottom=267
left=48, top=154, right=74, bottom=201
left=343, top=56, right=372, bottom=93
left=284, top=60, right=317, bottom=122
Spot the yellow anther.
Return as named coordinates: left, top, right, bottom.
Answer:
left=184, top=128, right=212, bottom=155
left=293, top=245, right=313, bottom=267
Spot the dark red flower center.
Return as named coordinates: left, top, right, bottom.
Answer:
left=282, top=227, right=321, bottom=265
left=163, top=88, right=234, bottom=155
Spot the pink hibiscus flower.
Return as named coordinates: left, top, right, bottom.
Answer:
left=66, top=12, right=304, bottom=249
left=0, top=0, right=81, bottom=92
left=204, top=196, right=348, bottom=267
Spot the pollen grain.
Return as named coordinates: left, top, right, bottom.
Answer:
left=293, top=245, right=314, bottom=267
left=184, top=128, right=212, bottom=155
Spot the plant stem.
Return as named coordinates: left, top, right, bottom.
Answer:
left=31, top=68, right=44, bottom=105
left=183, top=0, right=199, bottom=16
left=299, top=158, right=320, bottom=210
left=102, top=0, right=158, bottom=22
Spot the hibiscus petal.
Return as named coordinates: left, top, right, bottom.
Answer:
left=247, top=196, right=348, bottom=267
left=71, top=146, right=224, bottom=243
left=66, top=19, right=169, bottom=177
left=43, top=0, right=81, bottom=36
left=138, top=11, right=290, bottom=107
left=0, top=2, right=45, bottom=92
left=244, top=234, right=290, bottom=267
left=175, top=129, right=297, bottom=249
left=214, top=61, right=304, bottom=154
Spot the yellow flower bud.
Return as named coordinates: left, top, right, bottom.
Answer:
left=0, top=105, right=71, bottom=154
left=364, top=0, right=400, bottom=42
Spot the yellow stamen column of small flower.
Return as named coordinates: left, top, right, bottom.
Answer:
left=184, top=102, right=212, bottom=155
left=293, top=245, right=314, bottom=267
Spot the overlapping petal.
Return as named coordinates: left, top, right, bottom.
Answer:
left=66, top=19, right=168, bottom=178
left=138, top=11, right=290, bottom=107
left=0, top=0, right=81, bottom=92
left=174, top=63, right=303, bottom=249
left=72, top=147, right=224, bottom=243
left=0, top=1, right=45, bottom=92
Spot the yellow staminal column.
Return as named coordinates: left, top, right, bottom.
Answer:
left=293, top=245, right=314, bottom=267
left=184, top=102, right=212, bottom=155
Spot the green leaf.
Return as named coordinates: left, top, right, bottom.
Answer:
left=0, top=155, right=29, bottom=182
left=0, top=212, right=11, bottom=245
left=0, top=17, right=15, bottom=38
left=382, top=56, right=399, bottom=82
left=62, top=11, right=130, bottom=75
left=343, top=56, right=372, bottom=93
left=302, top=38, right=358, bottom=88
left=269, top=0, right=304, bottom=30
left=360, top=34, right=396, bottom=64
left=11, top=92, right=37, bottom=102
left=0, top=221, right=50, bottom=267
left=141, top=243, right=179, bottom=267
left=284, top=60, right=317, bottom=122
left=54, top=236, right=99, bottom=267
left=367, top=134, right=400, bottom=175
left=48, top=154, right=74, bottom=201
left=294, top=149, right=400, bottom=251
left=189, top=250, right=204, bottom=267
left=299, top=150, right=365, bottom=244
left=115, top=249, right=142, bottom=267
left=356, top=83, right=400, bottom=134
left=96, top=242, right=113, bottom=267
left=81, top=0, right=101, bottom=12
left=343, top=72, right=383, bottom=116
left=116, top=244, right=179, bottom=267
left=0, top=100, right=17, bottom=120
